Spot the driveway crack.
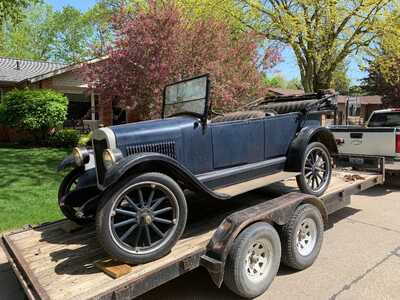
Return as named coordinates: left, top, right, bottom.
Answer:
left=347, top=218, right=400, bottom=235
left=329, top=246, right=400, bottom=300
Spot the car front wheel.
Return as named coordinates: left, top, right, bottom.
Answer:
left=96, top=172, right=187, bottom=264
left=296, top=142, right=332, bottom=197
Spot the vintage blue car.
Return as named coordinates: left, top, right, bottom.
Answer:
left=58, top=74, right=337, bottom=264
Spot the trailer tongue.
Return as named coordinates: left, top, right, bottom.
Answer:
left=2, top=157, right=384, bottom=300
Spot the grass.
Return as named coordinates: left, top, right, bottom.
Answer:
left=0, top=146, right=70, bottom=232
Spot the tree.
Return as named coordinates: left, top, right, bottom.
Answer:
left=362, top=5, right=400, bottom=105
left=0, top=3, right=56, bottom=60
left=0, top=89, right=68, bottom=142
left=331, top=63, right=351, bottom=94
left=50, top=6, right=96, bottom=63
left=0, top=0, right=38, bottom=26
left=239, top=0, right=392, bottom=92
left=86, top=2, right=280, bottom=121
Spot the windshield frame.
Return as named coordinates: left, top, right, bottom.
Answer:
left=161, top=74, right=211, bottom=122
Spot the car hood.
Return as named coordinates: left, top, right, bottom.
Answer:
left=109, top=116, right=198, bottom=154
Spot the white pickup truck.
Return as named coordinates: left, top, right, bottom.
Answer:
left=329, top=108, right=400, bottom=172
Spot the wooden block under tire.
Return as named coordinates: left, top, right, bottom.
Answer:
left=95, top=259, right=132, bottom=278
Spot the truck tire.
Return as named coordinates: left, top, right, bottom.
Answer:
left=281, top=204, right=324, bottom=270
left=224, top=222, right=281, bottom=298
left=58, top=168, right=93, bottom=225
left=296, top=142, right=332, bottom=196
left=96, top=172, right=187, bottom=264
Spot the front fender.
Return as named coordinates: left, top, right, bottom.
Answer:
left=285, top=126, right=338, bottom=172
left=57, top=150, right=95, bottom=172
left=102, top=153, right=230, bottom=200
left=57, top=154, right=76, bottom=172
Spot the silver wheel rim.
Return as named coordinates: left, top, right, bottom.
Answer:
left=304, top=147, right=330, bottom=193
left=296, top=218, right=317, bottom=256
left=109, top=181, right=179, bottom=255
left=244, top=238, right=273, bottom=283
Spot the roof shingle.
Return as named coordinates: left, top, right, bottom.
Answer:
left=0, top=57, right=66, bottom=83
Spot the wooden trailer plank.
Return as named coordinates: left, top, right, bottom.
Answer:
left=2, top=169, right=383, bottom=300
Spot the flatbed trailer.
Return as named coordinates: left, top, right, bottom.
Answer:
left=2, top=157, right=385, bottom=300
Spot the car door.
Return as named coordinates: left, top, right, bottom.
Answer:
left=264, top=113, right=299, bottom=159
left=210, top=118, right=264, bottom=169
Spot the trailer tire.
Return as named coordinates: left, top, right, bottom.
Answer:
left=281, top=204, right=324, bottom=270
left=224, top=222, right=281, bottom=298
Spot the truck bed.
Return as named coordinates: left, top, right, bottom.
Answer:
left=2, top=169, right=383, bottom=300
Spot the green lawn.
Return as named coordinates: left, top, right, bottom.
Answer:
left=0, top=146, right=70, bottom=232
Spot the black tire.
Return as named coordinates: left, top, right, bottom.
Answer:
left=281, top=204, right=324, bottom=270
left=96, top=172, right=187, bottom=264
left=58, top=168, right=92, bottom=225
left=224, top=222, right=281, bottom=298
left=296, top=142, right=332, bottom=196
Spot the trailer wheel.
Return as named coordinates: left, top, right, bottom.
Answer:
left=224, top=222, right=281, bottom=298
left=281, top=204, right=324, bottom=270
left=96, top=172, right=187, bottom=264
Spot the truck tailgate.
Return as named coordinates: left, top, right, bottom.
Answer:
left=330, top=127, right=397, bottom=157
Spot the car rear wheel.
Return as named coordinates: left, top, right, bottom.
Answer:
left=224, top=222, right=281, bottom=298
left=58, top=168, right=93, bottom=225
left=296, top=142, right=332, bottom=196
left=96, top=172, right=187, bottom=264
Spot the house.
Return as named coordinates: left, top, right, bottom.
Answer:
left=336, top=95, right=383, bottom=125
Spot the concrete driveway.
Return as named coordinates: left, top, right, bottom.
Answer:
left=1, top=184, right=400, bottom=300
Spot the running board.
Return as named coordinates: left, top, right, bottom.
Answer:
left=213, top=171, right=299, bottom=197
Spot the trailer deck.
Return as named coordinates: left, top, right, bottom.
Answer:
left=2, top=168, right=384, bottom=300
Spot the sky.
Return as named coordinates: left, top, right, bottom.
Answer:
left=45, top=0, right=367, bottom=85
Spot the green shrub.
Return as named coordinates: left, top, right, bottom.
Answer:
left=78, top=131, right=92, bottom=146
left=48, top=129, right=80, bottom=148
left=1, top=89, right=68, bottom=143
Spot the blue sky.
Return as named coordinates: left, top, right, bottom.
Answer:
left=46, top=0, right=366, bottom=85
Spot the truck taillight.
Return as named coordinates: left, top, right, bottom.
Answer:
left=396, top=134, right=400, bottom=153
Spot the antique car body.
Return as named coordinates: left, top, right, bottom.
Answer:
left=58, top=74, right=337, bottom=264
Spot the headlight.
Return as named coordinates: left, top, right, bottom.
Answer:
left=72, top=147, right=89, bottom=166
left=103, top=148, right=123, bottom=170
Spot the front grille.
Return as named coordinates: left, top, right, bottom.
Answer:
left=126, top=141, right=176, bottom=159
left=93, top=139, right=108, bottom=184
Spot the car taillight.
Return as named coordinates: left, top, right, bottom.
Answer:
left=396, top=134, right=400, bottom=153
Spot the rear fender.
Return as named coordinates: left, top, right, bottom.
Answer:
left=102, top=153, right=230, bottom=200
left=201, top=192, right=328, bottom=287
left=285, top=126, right=338, bottom=172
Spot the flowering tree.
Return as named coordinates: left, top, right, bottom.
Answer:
left=86, top=1, right=281, bottom=122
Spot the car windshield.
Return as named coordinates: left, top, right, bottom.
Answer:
left=368, top=112, right=400, bottom=127
left=163, top=75, right=208, bottom=118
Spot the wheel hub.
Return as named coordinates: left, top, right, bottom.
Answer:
left=245, top=240, right=272, bottom=283
left=296, top=218, right=317, bottom=256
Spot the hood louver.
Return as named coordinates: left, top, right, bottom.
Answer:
left=126, top=140, right=177, bottom=159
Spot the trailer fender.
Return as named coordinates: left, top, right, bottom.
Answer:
left=101, top=153, right=230, bottom=200
left=285, top=127, right=338, bottom=172
left=201, top=192, right=327, bottom=287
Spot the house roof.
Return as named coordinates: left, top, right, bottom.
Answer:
left=0, top=57, right=66, bottom=84
left=266, top=87, right=305, bottom=96
left=337, top=95, right=382, bottom=105
left=27, top=56, right=108, bottom=84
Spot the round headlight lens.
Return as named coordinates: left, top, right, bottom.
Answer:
left=103, top=149, right=116, bottom=170
left=72, top=147, right=84, bottom=166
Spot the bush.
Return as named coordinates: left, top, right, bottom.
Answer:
left=78, top=132, right=92, bottom=147
left=48, top=129, right=80, bottom=148
left=1, top=89, right=68, bottom=143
